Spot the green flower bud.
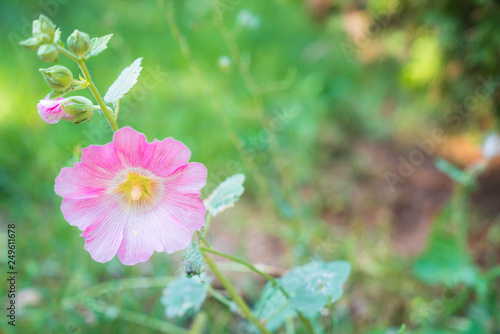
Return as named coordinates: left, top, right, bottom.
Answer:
left=61, top=96, right=94, bottom=123
left=19, top=35, right=43, bottom=52
left=39, top=65, right=74, bottom=90
left=33, top=15, right=56, bottom=40
left=37, top=44, right=58, bottom=62
left=67, top=30, right=91, bottom=56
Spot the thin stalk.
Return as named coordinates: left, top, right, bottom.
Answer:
left=207, top=285, right=242, bottom=316
left=77, top=61, right=119, bottom=132
left=201, top=213, right=212, bottom=238
left=57, top=45, right=119, bottom=132
left=200, top=247, right=275, bottom=282
left=199, top=246, right=315, bottom=334
left=200, top=250, right=271, bottom=334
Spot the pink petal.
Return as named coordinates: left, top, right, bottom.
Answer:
left=164, top=193, right=206, bottom=230
left=166, top=162, right=207, bottom=195
left=113, top=127, right=155, bottom=168
left=146, top=138, right=192, bottom=178
left=60, top=195, right=117, bottom=231
left=55, top=143, right=120, bottom=200
left=116, top=207, right=193, bottom=265
left=81, top=207, right=127, bottom=263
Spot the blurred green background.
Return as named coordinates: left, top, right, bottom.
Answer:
left=1, top=0, right=500, bottom=333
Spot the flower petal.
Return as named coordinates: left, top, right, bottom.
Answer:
left=166, top=162, right=207, bottom=195
left=81, top=206, right=127, bottom=263
left=113, top=127, right=155, bottom=168
left=116, top=207, right=193, bottom=265
left=55, top=142, right=121, bottom=200
left=147, top=138, right=191, bottom=177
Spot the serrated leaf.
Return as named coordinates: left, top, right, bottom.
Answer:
left=184, top=241, right=205, bottom=277
left=253, top=260, right=351, bottom=331
left=87, top=34, right=113, bottom=57
left=204, top=174, right=245, bottom=216
left=161, top=273, right=211, bottom=318
left=103, top=57, right=143, bottom=103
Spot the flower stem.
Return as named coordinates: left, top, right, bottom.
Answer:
left=199, top=246, right=315, bottom=334
left=77, top=61, right=119, bottom=132
left=199, top=247, right=275, bottom=282
left=200, top=249, right=271, bottom=334
left=56, top=45, right=119, bottom=132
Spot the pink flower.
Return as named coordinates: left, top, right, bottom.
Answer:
left=37, top=95, right=73, bottom=124
left=55, top=127, right=207, bottom=265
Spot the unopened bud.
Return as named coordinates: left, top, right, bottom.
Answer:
left=67, top=30, right=91, bottom=56
left=61, top=96, right=94, bottom=123
left=39, top=65, right=73, bottom=90
left=34, top=15, right=56, bottom=40
left=19, top=36, right=43, bottom=52
left=37, top=44, right=58, bottom=62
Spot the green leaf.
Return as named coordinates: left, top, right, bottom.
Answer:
left=184, top=241, right=204, bottom=277
left=254, top=260, right=351, bottom=331
left=204, top=174, right=245, bottom=216
left=161, top=273, right=212, bottom=318
left=87, top=34, right=113, bottom=57
left=103, top=57, right=143, bottom=103
left=435, top=158, right=476, bottom=189
left=413, top=232, right=477, bottom=286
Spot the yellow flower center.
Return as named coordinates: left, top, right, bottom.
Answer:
left=115, top=172, right=159, bottom=206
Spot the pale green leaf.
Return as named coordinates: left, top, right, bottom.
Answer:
left=87, top=34, right=113, bottom=57
left=254, top=260, right=351, bottom=331
left=161, top=274, right=211, bottom=318
left=204, top=174, right=245, bottom=216
left=104, top=57, right=143, bottom=103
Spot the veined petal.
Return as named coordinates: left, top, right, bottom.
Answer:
left=116, top=206, right=193, bottom=265
left=55, top=143, right=121, bottom=200
left=166, top=162, right=207, bottom=195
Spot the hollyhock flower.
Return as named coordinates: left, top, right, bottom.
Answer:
left=37, top=95, right=72, bottom=124
left=54, top=127, right=207, bottom=265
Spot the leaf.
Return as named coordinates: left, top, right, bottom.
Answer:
left=253, top=260, right=351, bottom=331
left=87, top=34, right=113, bottom=57
left=103, top=57, right=143, bottom=103
left=161, top=273, right=212, bottom=318
left=204, top=174, right=245, bottom=216
left=413, top=232, right=477, bottom=286
left=184, top=241, right=205, bottom=277
left=412, top=200, right=478, bottom=286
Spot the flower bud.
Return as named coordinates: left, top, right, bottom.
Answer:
left=37, top=44, right=58, bottom=62
left=61, top=96, right=94, bottom=123
left=19, top=36, right=43, bottom=52
left=67, top=30, right=91, bottom=56
left=39, top=65, right=74, bottom=90
left=33, top=15, right=56, bottom=39
left=37, top=96, right=72, bottom=124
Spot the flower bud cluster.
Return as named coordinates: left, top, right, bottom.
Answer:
left=19, top=15, right=58, bottom=62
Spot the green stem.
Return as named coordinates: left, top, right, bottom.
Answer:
left=199, top=247, right=315, bottom=334
left=56, top=45, right=119, bottom=132
left=200, top=249, right=271, bottom=334
left=77, top=60, right=119, bottom=132
left=206, top=285, right=242, bottom=316
left=200, top=247, right=274, bottom=282
left=201, top=213, right=212, bottom=238
left=56, top=46, right=79, bottom=62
